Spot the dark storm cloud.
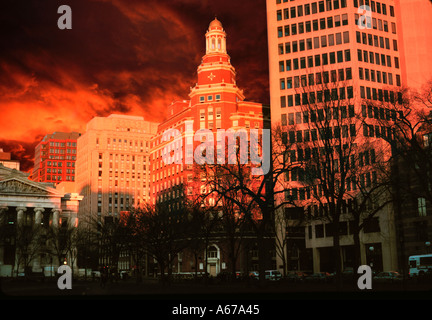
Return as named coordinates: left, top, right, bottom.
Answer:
left=0, top=0, right=269, bottom=171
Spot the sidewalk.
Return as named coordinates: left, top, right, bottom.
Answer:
left=2, top=277, right=432, bottom=299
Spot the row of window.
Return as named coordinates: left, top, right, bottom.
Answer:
left=282, top=68, right=352, bottom=93
left=354, top=0, right=395, bottom=17
left=282, top=104, right=399, bottom=126
left=281, top=86, right=354, bottom=108
left=354, top=15, right=396, bottom=34
left=276, top=0, right=348, bottom=17
left=281, top=86, right=401, bottom=109
left=359, top=85, right=401, bottom=103
left=282, top=122, right=395, bottom=143
left=280, top=49, right=352, bottom=76
left=284, top=147, right=377, bottom=171
left=276, top=0, right=395, bottom=18
left=278, top=31, right=350, bottom=56
left=282, top=104, right=357, bottom=127
left=284, top=170, right=378, bottom=201
left=356, top=32, right=398, bottom=54
left=199, top=94, right=222, bottom=103
left=45, top=175, right=75, bottom=181
left=282, top=125, right=357, bottom=146
left=104, top=138, right=149, bottom=148
left=359, top=67, right=400, bottom=86
left=362, top=122, right=393, bottom=140
left=48, top=142, right=77, bottom=147
left=277, top=13, right=349, bottom=38
left=357, top=49, right=399, bottom=69
left=45, top=161, right=75, bottom=167
left=309, top=217, right=380, bottom=239
left=48, top=148, right=76, bottom=154
left=48, top=155, right=76, bottom=160
left=46, top=168, right=75, bottom=174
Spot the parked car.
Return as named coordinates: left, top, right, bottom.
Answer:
left=247, top=271, right=258, bottom=280
left=120, top=271, right=129, bottom=280
left=305, top=272, right=334, bottom=283
left=265, top=270, right=282, bottom=281
left=373, top=271, right=402, bottom=283
left=285, top=271, right=307, bottom=282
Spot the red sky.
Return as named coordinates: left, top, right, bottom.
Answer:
left=0, top=0, right=269, bottom=171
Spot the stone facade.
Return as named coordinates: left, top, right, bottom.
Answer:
left=0, top=164, right=82, bottom=277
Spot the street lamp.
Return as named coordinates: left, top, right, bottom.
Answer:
left=369, top=246, right=374, bottom=269
left=426, top=241, right=431, bottom=254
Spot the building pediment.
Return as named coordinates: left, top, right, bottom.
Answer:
left=0, top=177, right=63, bottom=197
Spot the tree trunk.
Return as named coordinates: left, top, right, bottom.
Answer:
left=352, top=222, right=362, bottom=287
left=332, top=219, right=343, bottom=289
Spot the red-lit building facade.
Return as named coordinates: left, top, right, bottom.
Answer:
left=149, top=19, right=271, bottom=276
left=31, top=132, right=81, bottom=185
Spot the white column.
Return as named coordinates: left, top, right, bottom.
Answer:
left=34, top=207, right=44, bottom=226
left=0, top=206, right=8, bottom=268
left=15, top=207, right=27, bottom=274
left=52, top=209, right=61, bottom=228
left=16, top=206, right=26, bottom=226
left=33, top=207, right=45, bottom=272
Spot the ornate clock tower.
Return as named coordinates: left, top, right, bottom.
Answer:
left=189, top=18, right=245, bottom=111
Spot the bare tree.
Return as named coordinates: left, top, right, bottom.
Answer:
left=198, top=124, right=297, bottom=284
left=283, top=72, right=393, bottom=285
left=131, top=202, right=190, bottom=283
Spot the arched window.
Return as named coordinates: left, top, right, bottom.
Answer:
left=211, top=38, right=215, bottom=50
left=207, top=245, right=218, bottom=258
left=217, top=38, right=221, bottom=50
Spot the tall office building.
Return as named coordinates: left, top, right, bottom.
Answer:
left=31, top=132, right=81, bottom=184
left=266, top=0, right=404, bottom=273
left=75, top=114, right=158, bottom=219
left=395, top=0, right=432, bottom=90
left=267, top=0, right=403, bottom=125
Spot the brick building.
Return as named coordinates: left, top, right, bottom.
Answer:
left=31, top=132, right=81, bottom=185
left=149, top=18, right=270, bottom=276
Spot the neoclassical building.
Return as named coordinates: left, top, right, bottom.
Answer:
left=0, top=164, right=82, bottom=277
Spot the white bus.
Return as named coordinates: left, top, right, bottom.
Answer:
left=408, top=254, right=432, bottom=277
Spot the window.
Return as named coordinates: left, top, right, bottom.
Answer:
left=320, top=18, right=326, bottom=30
left=279, top=61, right=285, bottom=72
left=281, top=114, right=287, bottom=126
left=287, top=77, right=293, bottom=88
left=280, top=96, right=286, bottom=108
left=335, top=15, right=341, bottom=27
left=418, top=197, right=427, bottom=216
left=343, top=31, right=349, bottom=43
left=328, top=34, right=335, bottom=46
left=342, top=13, right=348, bottom=25
left=277, top=10, right=282, bottom=21
left=314, top=37, right=320, bottom=49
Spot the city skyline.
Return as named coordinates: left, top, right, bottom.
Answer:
left=0, top=0, right=269, bottom=172
left=0, top=0, right=432, bottom=299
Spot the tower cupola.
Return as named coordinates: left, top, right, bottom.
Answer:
left=205, top=18, right=227, bottom=55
